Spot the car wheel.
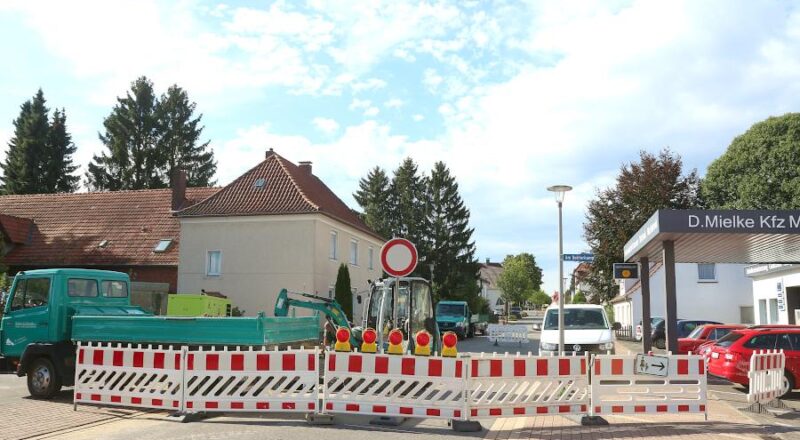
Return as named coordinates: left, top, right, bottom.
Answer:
left=654, top=338, right=666, bottom=350
left=781, top=371, right=795, bottom=398
left=27, top=357, right=62, bottom=399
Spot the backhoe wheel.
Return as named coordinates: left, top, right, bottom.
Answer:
left=27, top=357, right=62, bottom=399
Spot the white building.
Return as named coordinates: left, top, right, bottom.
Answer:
left=746, top=264, right=800, bottom=325
left=612, top=262, right=754, bottom=327
left=478, top=260, right=504, bottom=313
left=176, top=150, right=384, bottom=323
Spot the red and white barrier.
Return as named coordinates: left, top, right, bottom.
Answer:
left=591, top=354, right=707, bottom=416
left=748, top=350, right=785, bottom=404
left=487, top=324, right=528, bottom=344
left=467, top=353, right=589, bottom=418
left=183, top=347, right=318, bottom=413
left=74, top=342, right=184, bottom=411
left=323, top=352, right=467, bottom=419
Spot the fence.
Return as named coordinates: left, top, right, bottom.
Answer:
left=615, top=325, right=635, bottom=341
left=487, top=324, right=529, bottom=344
left=591, top=354, right=707, bottom=417
left=748, top=350, right=785, bottom=405
left=467, top=353, right=589, bottom=418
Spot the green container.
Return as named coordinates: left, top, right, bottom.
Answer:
left=167, top=294, right=232, bottom=317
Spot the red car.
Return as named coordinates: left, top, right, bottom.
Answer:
left=707, top=328, right=800, bottom=397
left=678, top=324, right=746, bottom=355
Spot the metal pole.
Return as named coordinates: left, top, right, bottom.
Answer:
left=663, top=240, right=678, bottom=352
left=640, top=256, right=652, bottom=352
left=558, top=201, right=565, bottom=355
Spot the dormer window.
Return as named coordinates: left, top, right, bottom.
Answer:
left=98, top=240, right=109, bottom=248
left=254, top=178, right=266, bottom=189
left=154, top=239, right=173, bottom=253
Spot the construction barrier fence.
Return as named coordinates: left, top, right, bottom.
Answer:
left=75, top=345, right=710, bottom=422
left=486, top=324, right=529, bottom=344
left=748, top=350, right=785, bottom=404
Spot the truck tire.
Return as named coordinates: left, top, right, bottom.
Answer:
left=27, top=357, right=62, bottom=399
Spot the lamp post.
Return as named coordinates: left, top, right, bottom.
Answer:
left=547, top=184, right=572, bottom=354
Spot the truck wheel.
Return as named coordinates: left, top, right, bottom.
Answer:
left=27, top=357, right=62, bottom=399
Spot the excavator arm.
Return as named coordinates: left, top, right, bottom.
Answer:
left=274, top=289, right=358, bottom=346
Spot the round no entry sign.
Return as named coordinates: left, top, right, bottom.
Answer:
left=380, top=238, right=418, bottom=277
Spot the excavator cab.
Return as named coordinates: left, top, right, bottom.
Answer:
left=359, top=277, right=439, bottom=354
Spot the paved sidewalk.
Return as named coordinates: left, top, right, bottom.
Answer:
left=483, top=398, right=800, bottom=439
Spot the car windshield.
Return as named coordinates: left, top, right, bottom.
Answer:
left=687, top=325, right=706, bottom=339
left=437, top=304, right=465, bottom=316
left=715, top=332, right=744, bottom=348
left=543, top=308, right=608, bottom=330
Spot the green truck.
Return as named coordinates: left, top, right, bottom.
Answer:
left=0, top=268, right=319, bottom=399
left=435, top=300, right=488, bottom=339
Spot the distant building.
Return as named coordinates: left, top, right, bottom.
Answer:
left=478, top=259, right=504, bottom=313
left=570, top=262, right=592, bottom=301
left=612, top=262, right=754, bottom=327
left=746, top=264, right=800, bottom=325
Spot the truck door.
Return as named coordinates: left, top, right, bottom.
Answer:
left=2, top=276, right=53, bottom=358
left=409, top=280, right=438, bottom=351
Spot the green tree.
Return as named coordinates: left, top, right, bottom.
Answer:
left=353, top=166, right=393, bottom=238
left=389, top=158, right=430, bottom=260
left=583, top=149, right=702, bottom=301
left=335, top=263, right=353, bottom=322
left=1, top=90, right=79, bottom=194
left=571, top=291, right=587, bottom=304
left=427, top=162, right=479, bottom=304
left=530, top=290, right=551, bottom=308
left=703, top=113, right=800, bottom=209
left=497, top=253, right=544, bottom=310
left=87, top=76, right=216, bottom=190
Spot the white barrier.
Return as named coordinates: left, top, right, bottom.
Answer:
left=467, top=353, right=589, bottom=418
left=323, top=352, right=467, bottom=419
left=591, top=354, right=707, bottom=416
left=487, top=324, right=529, bottom=344
left=74, top=342, right=184, bottom=411
left=183, top=347, right=318, bottom=413
left=748, top=350, right=785, bottom=404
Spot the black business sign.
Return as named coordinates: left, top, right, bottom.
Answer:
left=613, top=263, right=639, bottom=280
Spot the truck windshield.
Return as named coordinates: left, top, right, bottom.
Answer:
left=543, top=308, right=608, bottom=330
left=437, top=304, right=465, bottom=316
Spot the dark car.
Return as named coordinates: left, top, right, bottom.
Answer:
left=650, top=319, right=722, bottom=349
left=510, top=306, right=522, bottom=319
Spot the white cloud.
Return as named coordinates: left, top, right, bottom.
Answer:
left=352, top=78, right=387, bottom=92
left=349, top=99, right=371, bottom=111
left=312, top=117, right=340, bottom=135
left=384, top=98, right=404, bottom=109
left=412, top=114, right=424, bottom=122
left=364, top=107, right=380, bottom=117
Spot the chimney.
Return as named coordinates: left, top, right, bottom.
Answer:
left=171, top=169, right=187, bottom=211
left=299, top=161, right=312, bottom=174
left=266, top=148, right=274, bottom=159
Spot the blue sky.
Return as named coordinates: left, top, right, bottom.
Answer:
left=2, top=0, right=800, bottom=294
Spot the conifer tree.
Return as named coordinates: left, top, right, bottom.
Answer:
left=46, top=109, right=80, bottom=192
left=389, top=158, right=430, bottom=267
left=334, top=263, right=353, bottom=321
left=353, top=166, right=393, bottom=238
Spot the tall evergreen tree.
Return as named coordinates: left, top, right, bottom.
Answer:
left=1, top=89, right=79, bottom=194
left=426, top=162, right=479, bottom=304
left=334, top=263, right=353, bottom=321
left=353, top=166, right=393, bottom=238
left=389, top=158, right=430, bottom=267
left=86, top=76, right=216, bottom=190
left=158, top=85, right=216, bottom=187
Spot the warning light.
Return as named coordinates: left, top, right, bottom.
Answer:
left=334, top=327, right=351, bottom=352
left=361, top=328, right=377, bottom=353
left=414, top=330, right=432, bottom=356
left=441, top=331, right=458, bottom=357
left=387, top=328, right=405, bottom=355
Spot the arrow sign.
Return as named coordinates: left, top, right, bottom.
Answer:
left=562, top=253, right=594, bottom=262
left=634, top=354, right=670, bottom=377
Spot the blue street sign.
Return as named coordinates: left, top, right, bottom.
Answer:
left=562, top=253, right=594, bottom=262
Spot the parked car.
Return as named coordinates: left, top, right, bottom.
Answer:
left=539, top=304, right=620, bottom=355
left=677, top=324, right=746, bottom=354
left=635, top=317, right=664, bottom=341
left=510, top=306, right=522, bottom=319
left=707, top=328, right=800, bottom=397
left=649, top=319, right=722, bottom=349
left=698, top=325, right=800, bottom=360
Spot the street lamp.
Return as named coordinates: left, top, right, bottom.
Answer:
left=547, top=184, right=572, bottom=355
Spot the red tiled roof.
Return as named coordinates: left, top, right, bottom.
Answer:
left=176, top=151, right=381, bottom=239
left=0, top=187, right=218, bottom=267
left=0, top=214, right=33, bottom=244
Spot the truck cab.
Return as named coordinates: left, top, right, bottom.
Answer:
left=436, top=300, right=472, bottom=339
left=362, top=277, right=439, bottom=353
left=0, top=269, right=134, bottom=398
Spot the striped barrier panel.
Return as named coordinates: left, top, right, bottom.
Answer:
left=487, top=324, right=529, bottom=344
left=590, top=354, right=707, bottom=416
left=323, top=352, right=467, bottom=419
left=183, top=347, right=319, bottom=413
left=74, top=342, right=184, bottom=411
left=467, top=353, right=589, bottom=418
left=748, top=350, right=785, bottom=404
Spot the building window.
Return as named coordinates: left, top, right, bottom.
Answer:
left=697, top=263, right=716, bottom=282
left=154, top=239, right=172, bottom=253
left=350, top=239, right=358, bottom=265
left=368, top=247, right=374, bottom=270
left=207, top=250, right=222, bottom=276
left=330, top=231, right=338, bottom=260
left=328, top=285, right=334, bottom=299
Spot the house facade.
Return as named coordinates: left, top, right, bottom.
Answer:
left=746, top=264, right=800, bottom=325
left=176, top=150, right=384, bottom=321
left=612, top=262, right=754, bottom=327
left=478, top=260, right=504, bottom=313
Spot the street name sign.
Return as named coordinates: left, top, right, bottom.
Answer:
left=634, top=353, right=669, bottom=377
left=562, top=253, right=594, bottom=262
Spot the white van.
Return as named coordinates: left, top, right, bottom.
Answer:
left=538, top=304, right=618, bottom=355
